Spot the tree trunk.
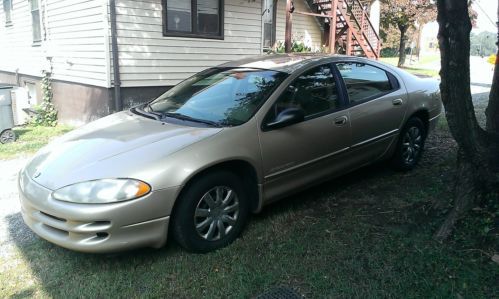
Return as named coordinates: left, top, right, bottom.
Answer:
left=486, top=19, right=499, bottom=136
left=397, top=25, right=408, bottom=67
left=434, top=0, right=499, bottom=242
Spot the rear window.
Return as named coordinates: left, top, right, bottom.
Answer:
left=336, top=63, right=394, bottom=105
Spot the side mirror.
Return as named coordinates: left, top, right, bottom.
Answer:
left=265, top=108, right=305, bottom=130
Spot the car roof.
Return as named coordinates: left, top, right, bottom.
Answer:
left=218, top=53, right=372, bottom=74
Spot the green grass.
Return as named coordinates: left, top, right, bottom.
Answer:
left=380, top=56, right=440, bottom=78
left=0, top=125, right=73, bottom=160
left=0, top=120, right=497, bottom=298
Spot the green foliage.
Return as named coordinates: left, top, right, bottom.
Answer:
left=274, top=40, right=313, bottom=53
left=380, top=47, right=399, bottom=57
left=470, top=31, right=498, bottom=57
left=30, top=71, right=57, bottom=127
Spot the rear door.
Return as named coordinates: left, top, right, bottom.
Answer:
left=335, top=62, right=408, bottom=163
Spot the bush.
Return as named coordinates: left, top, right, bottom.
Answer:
left=380, top=47, right=399, bottom=57
left=275, top=40, right=312, bottom=53
left=30, top=71, right=58, bottom=127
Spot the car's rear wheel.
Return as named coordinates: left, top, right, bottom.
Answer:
left=171, top=170, right=250, bottom=253
left=391, top=117, right=426, bottom=171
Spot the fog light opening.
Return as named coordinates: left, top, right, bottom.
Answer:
left=96, top=232, right=109, bottom=239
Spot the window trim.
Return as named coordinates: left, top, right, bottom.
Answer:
left=162, top=0, right=224, bottom=40
left=334, top=62, right=401, bottom=107
left=262, top=0, right=278, bottom=51
left=261, top=63, right=347, bottom=131
left=3, top=0, right=12, bottom=26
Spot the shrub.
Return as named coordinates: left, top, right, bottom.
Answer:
left=30, top=71, right=57, bottom=127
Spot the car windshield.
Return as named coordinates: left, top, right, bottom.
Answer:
left=147, top=68, right=287, bottom=126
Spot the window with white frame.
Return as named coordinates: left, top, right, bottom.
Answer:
left=3, top=0, right=12, bottom=26
left=30, top=0, right=41, bottom=43
left=163, top=0, right=223, bottom=39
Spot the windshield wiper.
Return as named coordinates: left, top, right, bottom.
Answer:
left=131, top=106, right=161, bottom=121
left=163, top=112, right=222, bottom=128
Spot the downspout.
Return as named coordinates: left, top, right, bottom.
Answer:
left=109, top=0, right=122, bottom=111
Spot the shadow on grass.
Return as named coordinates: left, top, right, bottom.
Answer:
left=12, top=129, right=30, bottom=139
left=4, top=163, right=396, bottom=297
left=5, top=147, right=497, bottom=297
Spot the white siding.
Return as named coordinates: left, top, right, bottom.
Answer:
left=276, top=0, right=323, bottom=50
left=0, top=0, right=109, bottom=87
left=114, top=0, right=263, bottom=87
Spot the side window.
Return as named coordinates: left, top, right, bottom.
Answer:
left=336, top=62, right=393, bottom=105
left=267, top=64, right=339, bottom=122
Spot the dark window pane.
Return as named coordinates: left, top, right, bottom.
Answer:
left=3, top=0, right=12, bottom=24
left=197, top=0, right=219, bottom=35
left=30, top=0, right=38, bottom=10
left=167, top=0, right=192, bottom=32
left=263, top=23, right=272, bottom=48
left=29, top=0, right=41, bottom=42
left=269, top=65, right=338, bottom=121
left=262, top=0, right=273, bottom=48
left=337, top=63, right=392, bottom=104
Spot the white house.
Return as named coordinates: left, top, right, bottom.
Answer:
left=0, top=0, right=377, bottom=124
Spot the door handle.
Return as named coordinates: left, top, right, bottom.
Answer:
left=392, top=98, right=403, bottom=106
left=334, top=116, right=348, bottom=126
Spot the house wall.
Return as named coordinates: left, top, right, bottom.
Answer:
left=275, top=0, right=323, bottom=50
left=113, top=0, right=264, bottom=88
left=0, top=0, right=110, bottom=87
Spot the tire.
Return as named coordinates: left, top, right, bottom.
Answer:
left=171, top=170, right=250, bottom=253
left=0, top=129, right=16, bottom=144
left=391, top=117, right=427, bottom=171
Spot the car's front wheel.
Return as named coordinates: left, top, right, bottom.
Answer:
left=171, top=170, right=250, bottom=253
left=391, top=117, right=427, bottom=171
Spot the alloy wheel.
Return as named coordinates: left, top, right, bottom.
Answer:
left=402, top=126, right=422, bottom=165
left=194, top=186, right=240, bottom=241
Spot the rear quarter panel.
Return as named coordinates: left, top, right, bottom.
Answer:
left=389, top=67, right=442, bottom=125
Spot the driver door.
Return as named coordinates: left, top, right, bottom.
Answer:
left=258, top=64, right=351, bottom=201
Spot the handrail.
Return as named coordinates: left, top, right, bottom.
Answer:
left=310, top=0, right=381, bottom=58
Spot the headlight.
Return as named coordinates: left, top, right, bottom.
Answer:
left=52, top=179, right=151, bottom=204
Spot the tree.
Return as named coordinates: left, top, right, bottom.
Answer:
left=470, top=31, right=497, bottom=56
left=381, top=0, right=436, bottom=66
left=434, top=0, right=499, bottom=241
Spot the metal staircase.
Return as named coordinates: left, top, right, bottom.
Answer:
left=302, top=0, right=381, bottom=59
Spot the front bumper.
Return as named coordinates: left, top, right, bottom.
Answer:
left=18, top=170, right=179, bottom=253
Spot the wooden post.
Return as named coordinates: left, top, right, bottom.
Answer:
left=328, top=0, right=339, bottom=54
left=346, top=26, right=352, bottom=55
left=285, top=0, right=293, bottom=53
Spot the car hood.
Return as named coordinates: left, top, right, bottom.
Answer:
left=24, top=111, right=222, bottom=190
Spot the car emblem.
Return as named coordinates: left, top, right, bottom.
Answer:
left=33, top=172, right=41, bottom=179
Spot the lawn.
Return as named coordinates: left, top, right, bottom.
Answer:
left=0, top=125, right=73, bottom=160
left=0, top=110, right=497, bottom=297
left=380, top=56, right=440, bottom=78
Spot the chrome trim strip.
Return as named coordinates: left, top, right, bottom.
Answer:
left=351, top=129, right=399, bottom=149
left=264, top=147, right=350, bottom=180
left=429, top=113, right=441, bottom=122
